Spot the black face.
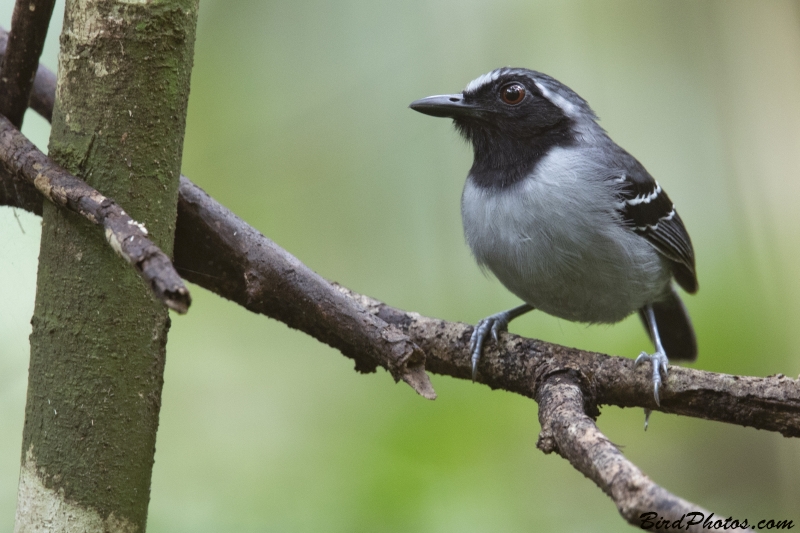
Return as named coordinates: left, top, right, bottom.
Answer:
left=456, top=77, right=569, bottom=137
left=410, top=70, right=576, bottom=188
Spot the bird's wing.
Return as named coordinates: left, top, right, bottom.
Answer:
left=610, top=170, right=698, bottom=294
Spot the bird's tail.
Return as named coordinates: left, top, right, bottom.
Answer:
left=639, top=287, right=697, bottom=362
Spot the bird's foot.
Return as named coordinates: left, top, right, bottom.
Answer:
left=634, top=350, right=669, bottom=406
left=469, top=311, right=513, bottom=381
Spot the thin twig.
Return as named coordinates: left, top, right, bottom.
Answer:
left=0, top=0, right=56, bottom=128
left=0, top=114, right=191, bottom=313
left=12, top=207, right=25, bottom=233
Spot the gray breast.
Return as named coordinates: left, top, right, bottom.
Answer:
left=460, top=147, right=671, bottom=323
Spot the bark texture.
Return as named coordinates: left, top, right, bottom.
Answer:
left=15, top=1, right=198, bottom=531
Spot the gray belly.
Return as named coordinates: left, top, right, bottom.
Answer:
left=461, top=174, right=671, bottom=323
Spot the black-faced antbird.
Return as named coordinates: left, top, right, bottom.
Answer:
left=410, top=68, right=698, bottom=418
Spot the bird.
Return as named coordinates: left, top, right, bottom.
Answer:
left=409, top=67, right=697, bottom=407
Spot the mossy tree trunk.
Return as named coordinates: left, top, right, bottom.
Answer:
left=14, top=1, right=198, bottom=531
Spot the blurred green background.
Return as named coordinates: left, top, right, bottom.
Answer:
left=2, top=0, right=800, bottom=530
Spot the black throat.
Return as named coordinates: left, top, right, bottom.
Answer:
left=457, top=119, right=576, bottom=190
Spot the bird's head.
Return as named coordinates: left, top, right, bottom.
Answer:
left=410, top=68, right=598, bottom=178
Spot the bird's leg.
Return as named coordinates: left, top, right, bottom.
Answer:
left=634, top=304, right=669, bottom=407
left=469, top=303, right=534, bottom=380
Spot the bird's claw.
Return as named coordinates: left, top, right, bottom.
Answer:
left=635, top=350, right=669, bottom=406
left=491, top=322, right=501, bottom=344
left=469, top=312, right=511, bottom=381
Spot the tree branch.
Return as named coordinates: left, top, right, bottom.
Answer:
left=174, top=177, right=435, bottom=398
left=0, top=27, right=50, bottom=216
left=535, top=374, right=714, bottom=532
left=0, top=0, right=56, bottom=128
left=0, top=114, right=191, bottom=313
left=0, top=25, right=56, bottom=124
left=341, top=288, right=800, bottom=436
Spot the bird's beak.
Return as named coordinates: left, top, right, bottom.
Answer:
left=409, top=94, right=478, bottom=118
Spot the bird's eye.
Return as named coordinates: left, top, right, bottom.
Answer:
left=501, top=83, right=526, bottom=105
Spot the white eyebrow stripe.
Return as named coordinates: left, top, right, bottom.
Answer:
left=465, top=70, right=502, bottom=93
left=533, top=81, right=579, bottom=118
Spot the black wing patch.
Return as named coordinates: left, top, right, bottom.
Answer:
left=612, top=174, right=698, bottom=294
